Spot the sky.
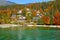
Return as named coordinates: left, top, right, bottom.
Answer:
left=7, top=0, right=51, bottom=4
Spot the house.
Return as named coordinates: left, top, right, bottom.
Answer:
left=17, top=15, right=26, bottom=23
left=17, top=10, right=22, bottom=14
left=32, top=16, right=39, bottom=23
left=10, top=14, right=17, bottom=23
left=26, top=8, right=30, bottom=11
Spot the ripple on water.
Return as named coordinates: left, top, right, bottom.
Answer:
left=0, top=27, right=60, bottom=40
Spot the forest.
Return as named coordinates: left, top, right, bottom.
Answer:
left=0, top=0, right=60, bottom=25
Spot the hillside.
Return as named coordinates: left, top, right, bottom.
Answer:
left=0, top=0, right=60, bottom=25
left=0, top=0, right=56, bottom=9
left=0, top=0, right=16, bottom=6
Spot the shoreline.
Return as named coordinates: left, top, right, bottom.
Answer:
left=0, top=24, right=60, bottom=28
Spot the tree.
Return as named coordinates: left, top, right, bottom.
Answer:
left=53, top=9, right=60, bottom=25
left=32, top=10, right=37, bottom=17
left=42, top=16, right=50, bottom=24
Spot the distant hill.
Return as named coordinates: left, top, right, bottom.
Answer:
left=0, top=0, right=57, bottom=10
left=0, top=0, right=16, bottom=6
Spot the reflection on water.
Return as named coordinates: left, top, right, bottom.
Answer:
left=0, top=26, right=60, bottom=40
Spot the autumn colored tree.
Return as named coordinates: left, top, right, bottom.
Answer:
left=7, top=8, right=12, bottom=17
left=32, top=10, right=37, bottom=17
left=53, top=9, right=60, bottom=25
left=42, top=16, right=50, bottom=24
left=39, top=6, right=44, bottom=14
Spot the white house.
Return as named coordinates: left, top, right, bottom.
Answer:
left=17, top=15, right=26, bottom=23
left=37, top=10, right=40, bottom=14
left=26, top=8, right=30, bottom=11
left=17, top=10, right=22, bottom=14
left=10, top=14, right=16, bottom=18
left=10, top=14, right=17, bottom=24
left=36, top=11, right=43, bottom=18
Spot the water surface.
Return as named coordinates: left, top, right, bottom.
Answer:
left=0, top=27, right=60, bottom=40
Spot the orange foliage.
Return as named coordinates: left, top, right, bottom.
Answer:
left=45, top=4, right=54, bottom=12
left=32, top=10, right=37, bottom=16
left=7, top=8, right=12, bottom=17
left=26, top=5, right=32, bottom=8
left=39, top=7, right=44, bottom=14
left=42, top=16, right=50, bottom=24
left=53, top=9, right=60, bottom=25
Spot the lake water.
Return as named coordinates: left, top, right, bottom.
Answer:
left=0, top=27, right=60, bottom=40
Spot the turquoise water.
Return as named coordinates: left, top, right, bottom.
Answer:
left=0, top=27, right=60, bottom=40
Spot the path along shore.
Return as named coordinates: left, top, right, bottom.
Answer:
left=0, top=24, right=60, bottom=28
